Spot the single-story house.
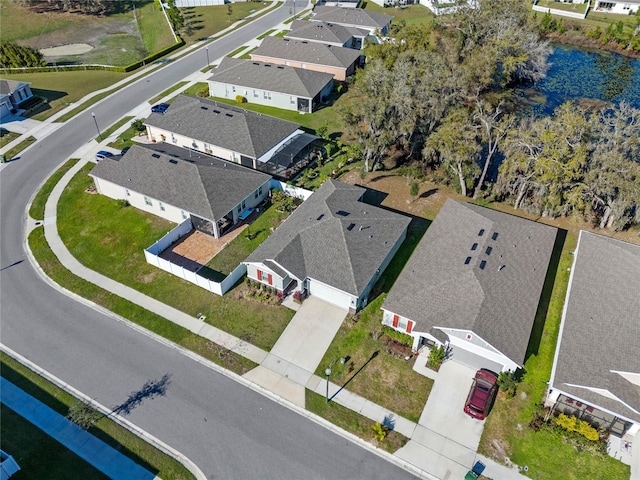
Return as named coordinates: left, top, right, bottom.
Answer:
left=144, top=95, right=319, bottom=178
left=323, top=0, right=360, bottom=8
left=546, top=231, right=640, bottom=440
left=208, top=57, right=334, bottom=113
left=310, top=6, right=393, bottom=35
left=244, top=179, right=411, bottom=312
left=251, top=36, right=361, bottom=81
left=575, top=0, right=640, bottom=14
left=381, top=199, right=558, bottom=373
left=0, top=79, right=33, bottom=118
left=284, top=20, right=370, bottom=50
left=90, top=143, right=272, bottom=238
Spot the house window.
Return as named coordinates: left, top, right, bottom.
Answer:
left=159, top=202, right=165, bottom=211
left=259, top=186, right=263, bottom=195
left=254, top=90, right=258, bottom=98
left=263, top=91, right=271, bottom=100
left=237, top=204, right=242, bottom=213
left=144, top=196, right=153, bottom=206
left=232, top=86, right=236, bottom=93
left=125, top=189, right=130, bottom=196
left=398, top=317, right=408, bottom=331
left=290, top=96, right=295, bottom=104
left=181, top=210, right=188, bottom=220
left=172, top=134, right=177, bottom=144
left=257, top=270, right=272, bottom=284
left=242, top=200, right=246, bottom=210
left=255, top=189, right=259, bottom=199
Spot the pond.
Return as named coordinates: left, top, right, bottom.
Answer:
left=523, top=45, right=640, bottom=114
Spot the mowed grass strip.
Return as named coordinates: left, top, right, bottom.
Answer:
left=29, top=158, right=80, bottom=220
left=306, top=390, right=409, bottom=454
left=149, top=81, right=189, bottom=105
left=4, top=136, right=36, bottom=160
left=1, top=353, right=196, bottom=480
left=98, top=115, right=134, bottom=143
left=137, top=0, right=176, bottom=53
left=0, top=128, right=19, bottom=148
left=315, top=295, right=433, bottom=423
left=181, top=2, right=272, bottom=43
left=57, top=165, right=293, bottom=350
left=28, top=226, right=257, bottom=375
left=478, top=233, right=630, bottom=480
left=1, top=404, right=111, bottom=480
left=363, top=2, right=435, bottom=25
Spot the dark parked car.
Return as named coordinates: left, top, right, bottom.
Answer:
left=120, top=146, right=131, bottom=156
left=464, top=368, right=499, bottom=420
left=95, top=150, right=114, bottom=162
left=151, top=103, right=170, bottom=114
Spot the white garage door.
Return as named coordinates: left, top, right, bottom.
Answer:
left=307, top=279, right=354, bottom=311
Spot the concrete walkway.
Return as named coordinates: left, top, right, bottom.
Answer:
left=0, top=378, right=157, bottom=480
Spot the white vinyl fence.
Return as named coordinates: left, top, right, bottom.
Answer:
left=270, top=179, right=313, bottom=200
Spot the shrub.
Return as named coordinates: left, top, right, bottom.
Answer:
left=497, top=370, right=518, bottom=398
left=67, top=400, right=99, bottom=430
left=381, top=325, right=413, bottom=347
left=236, top=95, right=247, bottom=104
left=293, top=290, right=303, bottom=304
left=371, top=421, right=389, bottom=441
left=197, top=85, right=210, bottom=98
left=131, top=118, right=146, bottom=133
left=427, top=345, right=446, bottom=371
left=554, top=413, right=600, bottom=441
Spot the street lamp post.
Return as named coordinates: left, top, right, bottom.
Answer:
left=325, top=367, right=331, bottom=403
left=293, top=0, right=296, bottom=16
left=91, top=112, right=102, bottom=141
left=205, top=46, right=210, bottom=68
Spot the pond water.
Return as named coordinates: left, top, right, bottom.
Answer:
left=525, top=45, right=640, bottom=114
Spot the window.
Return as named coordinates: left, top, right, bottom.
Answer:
left=172, top=134, right=177, bottom=144
left=263, top=91, right=271, bottom=100
left=398, top=317, right=408, bottom=331
left=232, top=86, right=236, bottom=93
left=290, top=96, right=295, bottom=104
left=259, top=186, right=263, bottom=195
left=181, top=210, right=188, bottom=220
left=237, top=204, right=242, bottom=213
left=159, top=202, right=165, bottom=211
left=242, top=200, right=246, bottom=210
left=125, top=189, right=130, bottom=196
left=253, top=90, right=258, bottom=98
left=144, top=196, right=153, bottom=206
left=255, top=189, right=259, bottom=199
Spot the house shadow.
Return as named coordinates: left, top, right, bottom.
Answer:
left=524, top=227, right=567, bottom=362
left=361, top=186, right=388, bottom=206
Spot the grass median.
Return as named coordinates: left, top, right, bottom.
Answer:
left=1, top=352, right=195, bottom=480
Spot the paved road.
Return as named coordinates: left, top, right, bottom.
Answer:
left=0, top=3, right=416, bottom=478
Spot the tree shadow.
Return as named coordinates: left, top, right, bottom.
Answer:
left=112, top=374, right=171, bottom=416
left=330, top=351, right=379, bottom=402
left=420, top=188, right=438, bottom=199
left=328, top=132, right=343, bottom=141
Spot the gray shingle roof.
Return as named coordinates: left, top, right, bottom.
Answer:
left=246, top=179, right=410, bottom=297
left=144, top=95, right=300, bottom=159
left=252, top=36, right=361, bottom=70
left=551, top=231, right=640, bottom=423
left=0, top=79, right=28, bottom=95
left=311, top=6, right=393, bottom=30
left=382, top=199, right=558, bottom=367
left=209, top=57, right=334, bottom=98
left=285, top=20, right=367, bottom=46
left=90, top=144, right=270, bottom=221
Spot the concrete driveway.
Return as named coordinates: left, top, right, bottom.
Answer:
left=396, top=360, right=484, bottom=479
left=244, top=296, right=346, bottom=406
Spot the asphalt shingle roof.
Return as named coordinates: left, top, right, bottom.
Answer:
left=209, top=57, right=334, bottom=98
left=552, top=231, right=640, bottom=423
left=144, top=95, right=300, bottom=159
left=0, top=79, right=27, bottom=95
left=285, top=20, right=367, bottom=45
left=382, top=199, right=558, bottom=367
left=252, top=36, right=361, bottom=70
left=246, top=179, right=410, bottom=297
left=90, top=143, right=270, bottom=221
left=311, top=6, right=393, bottom=30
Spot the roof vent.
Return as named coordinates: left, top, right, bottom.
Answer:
left=317, top=214, right=324, bottom=220
left=277, top=66, right=284, bottom=69
left=336, top=210, right=349, bottom=216
left=479, top=260, right=487, bottom=270
left=226, top=113, right=233, bottom=117
left=252, top=62, right=259, bottom=65
left=201, top=106, right=208, bottom=110
left=369, top=235, right=373, bottom=239
left=264, top=64, right=271, bottom=67
left=152, top=153, right=161, bottom=158
left=492, top=232, right=499, bottom=240
left=498, top=265, right=505, bottom=271
left=169, top=159, right=178, bottom=164
left=213, top=109, right=220, bottom=114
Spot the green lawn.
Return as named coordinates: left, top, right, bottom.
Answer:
left=56, top=165, right=294, bottom=350
left=149, top=82, right=189, bottom=105
left=1, top=404, right=111, bottom=480
left=0, top=128, right=19, bottom=148
left=108, top=121, right=146, bottom=151
left=535, top=0, right=588, bottom=13
left=478, top=232, right=630, bottom=480
left=180, top=2, right=273, bottom=43
left=315, top=295, right=433, bottom=423
left=257, top=29, right=276, bottom=40
left=306, top=390, right=409, bottom=454
left=137, top=0, right=176, bottom=54
left=4, top=136, right=36, bottom=160
left=1, top=353, right=195, bottom=480
left=6, top=70, right=129, bottom=121
left=98, top=115, right=134, bottom=143
left=29, top=158, right=80, bottom=220
left=363, top=1, right=435, bottom=25
left=206, top=201, right=291, bottom=275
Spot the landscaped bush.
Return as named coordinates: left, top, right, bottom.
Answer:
left=554, top=413, right=600, bottom=441
left=236, top=95, right=246, bottom=103
left=427, top=345, right=446, bottom=371
left=497, top=370, right=519, bottom=398
left=381, top=325, right=413, bottom=347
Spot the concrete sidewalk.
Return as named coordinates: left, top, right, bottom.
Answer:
left=1, top=377, right=157, bottom=480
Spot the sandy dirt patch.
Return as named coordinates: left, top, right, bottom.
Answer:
left=40, top=43, right=94, bottom=56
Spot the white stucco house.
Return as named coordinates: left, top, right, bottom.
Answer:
left=381, top=199, right=558, bottom=373
left=144, top=95, right=319, bottom=178
left=90, top=143, right=271, bottom=238
left=546, top=231, right=640, bottom=446
left=244, top=179, right=411, bottom=312
left=0, top=79, right=33, bottom=118
left=208, top=57, right=334, bottom=113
